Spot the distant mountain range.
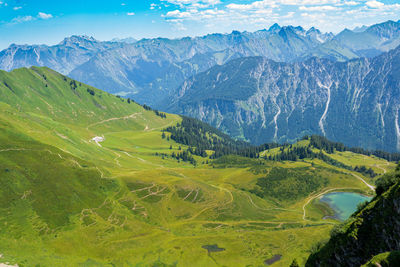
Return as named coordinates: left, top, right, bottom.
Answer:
left=0, top=35, right=123, bottom=75
left=1, top=20, right=400, bottom=151
left=1, top=20, right=399, bottom=107
left=168, top=45, right=400, bottom=152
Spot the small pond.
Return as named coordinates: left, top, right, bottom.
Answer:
left=202, top=244, right=225, bottom=253
left=264, top=254, right=282, bottom=265
left=320, top=192, right=372, bottom=221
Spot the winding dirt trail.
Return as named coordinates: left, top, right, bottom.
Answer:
left=375, top=162, right=389, bottom=174
left=348, top=172, right=375, bottom=191
left=86, top=112, right=141, bottom=130
left=245, top=192, right=299, bottom=213
left=185, top=183, right=234, bottom=221
left=0, top=148, right=28, bottom=152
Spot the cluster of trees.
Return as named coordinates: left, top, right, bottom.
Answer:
left=171, top=150, right=196, bottom=165
left=265, top=146, right=314, bottom=161
left=308, top=135, right=400, bottom=162
left=154, top=110, right=167, bottom=119
left=155, top=149, right=196, bottom=166
left=308, top=135, right=345, bottom=153
left=354, top=165, right=376, bottom=178
left=266, top=146, right=348, bottom=168
left=87, top=88, right=95, bottom=96
left=163, top=117, right=398, bottom=171
left=368, top=150, right=400, bottom=162
left=265, top=145, right=377, bottom=177
left=70, top=80, right=77, bottom=90
left=142, top=104, right=166, bottom=118
left=142, top=104, right=152, bottom=111
left=3, top=81, right=13, bottom=92
left=164, top=116, right=268, bottom=159
left=251, top=167, right=328, bottom=202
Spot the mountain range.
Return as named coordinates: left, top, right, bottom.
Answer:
left=1, top=20, right=400, bottom=151
left=1, top=20, right=399, bottom=105
left=168, top=45, right=400, bottom=152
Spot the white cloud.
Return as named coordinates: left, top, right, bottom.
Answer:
left=127, top=12, right=135, bottom=16
left=227, top=1, right=276, bottom=11
left=151, top=3, right=162, bottom=10
left=342, top=1, right=359, bottom=6
left=163, top=0, right=221, bottom=8
left=38, top=12, right=53, bottom=19
left=226, top=0, right=345, bottom=10
left=162, top=0, right=400, bottom=35
left=11, top=15, right=34, bottom=24
left=365, top=1, right=384, bottom=8
left=13, top=6, right=22, bottom=10
left=165, top=10, right=191, bottom=18
left=276, top=0, right=341, bottom=5
left=299, top=5, right=339, bottom=11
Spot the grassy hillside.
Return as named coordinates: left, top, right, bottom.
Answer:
left=0, top=67, right=397, bottom=266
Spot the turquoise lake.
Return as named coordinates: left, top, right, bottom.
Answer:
left=320, top=192, right=372, bottom=221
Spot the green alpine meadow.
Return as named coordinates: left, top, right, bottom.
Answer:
left=1, top=1, right=400, bottom=266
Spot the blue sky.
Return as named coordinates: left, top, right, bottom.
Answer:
left=0, top=0, right=399, bottom=49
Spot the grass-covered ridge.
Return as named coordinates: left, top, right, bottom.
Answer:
left=0, top=67, right=397, bottom=266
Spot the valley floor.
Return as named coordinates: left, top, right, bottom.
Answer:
left=1, top=111, right=391, bottom=266
left=0, top=68, right=396, bottom=266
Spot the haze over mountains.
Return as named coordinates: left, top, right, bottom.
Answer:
left=1, top=20, right=400, bottom=151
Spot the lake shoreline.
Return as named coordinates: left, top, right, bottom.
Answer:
left=319, top=192, right=372, bottom=221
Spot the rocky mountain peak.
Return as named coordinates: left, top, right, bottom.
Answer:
left=59, top=35, right=98, bottom=46
left=268, top=23, right=281, bottom=33
left=366, top=20, right=400, bottom=39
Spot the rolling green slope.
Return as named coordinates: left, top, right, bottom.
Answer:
left=0, top=67, right=396, bottom=266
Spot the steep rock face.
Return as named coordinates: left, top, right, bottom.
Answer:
left=168, top=46, right=400, bottom=152
left=306, top=180, right=400, bottom=266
